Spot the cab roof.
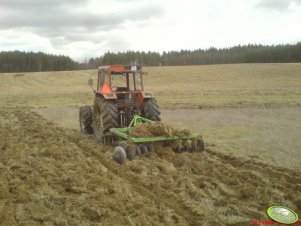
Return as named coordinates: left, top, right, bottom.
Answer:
left=98, top=65, right=142, bottom=74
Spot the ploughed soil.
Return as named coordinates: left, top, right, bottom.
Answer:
left=130, top=121, right=191, bottom=138
left=0, top=109, right=300, bottom=225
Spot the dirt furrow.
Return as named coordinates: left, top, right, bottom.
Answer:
left=1, top=109, right=300, bottom=226
left=72, top=140, right=210, bottom=225
left=0, top=110, right=189, bottom=225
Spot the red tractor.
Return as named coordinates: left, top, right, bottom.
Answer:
left=79, top=65, right=161, bottom=142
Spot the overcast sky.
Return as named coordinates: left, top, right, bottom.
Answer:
left=0, top=0, right=300, bottom=61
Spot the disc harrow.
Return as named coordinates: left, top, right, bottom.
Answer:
left=109, top=115, right=204, bottom=164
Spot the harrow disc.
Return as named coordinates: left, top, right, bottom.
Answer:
left=145, top=143, right=154, bottom=152
left=135, top=146, right=142, bottom=157
left=139, top=144, right=149, bottom=155
left=195, top=138, right=205, bottom=152
left=125, top=145, right=136, bottom=160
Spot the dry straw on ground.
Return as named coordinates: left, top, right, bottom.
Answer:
left=0, top=110, right=300, bottom=225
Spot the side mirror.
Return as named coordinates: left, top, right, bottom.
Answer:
left=88, top=79, right=93, bottom=87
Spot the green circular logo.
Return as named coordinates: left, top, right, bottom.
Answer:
left=267, top=206, right=299, bottom=224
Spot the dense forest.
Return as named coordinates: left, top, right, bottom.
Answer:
left=1, top=43, right=301, bottom=72
left=0, top=51, right=79, bottom=73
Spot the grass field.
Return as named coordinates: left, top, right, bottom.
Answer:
left=1, top=63, right=301, bottom=109
left=0, top=63, right=301, bottom=225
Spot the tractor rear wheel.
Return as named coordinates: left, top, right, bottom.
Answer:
left=79, top=105, right=93, bottom=134
left=93, top=96, right=119, bottom=142
left=142, top=98, right=161, bottom=121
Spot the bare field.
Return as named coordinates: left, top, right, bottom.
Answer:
left=1, top=64, right=301, bottom=225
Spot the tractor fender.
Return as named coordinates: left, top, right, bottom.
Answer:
left=141, top=92, right=154, bottom=99
left=137, top=92, right=154, bottom=106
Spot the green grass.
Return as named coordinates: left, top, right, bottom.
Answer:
left=162, top=108, right=301, bottom=170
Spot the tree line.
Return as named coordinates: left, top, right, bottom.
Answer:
left=0, top=51, right=79, bottom=73
left=1, top=42, right=301, bottom=72
left=88, top=42, right=301, bottom=67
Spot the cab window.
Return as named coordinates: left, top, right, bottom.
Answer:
left=135, top=73, right=142, bottom=91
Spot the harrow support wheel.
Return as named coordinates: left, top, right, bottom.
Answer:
left=113, top=146, right=127, bottom=164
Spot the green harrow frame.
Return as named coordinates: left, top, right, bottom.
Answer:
left=109, top=115, right=199, bottom=143
left=109, top=115, right=204, bottom=164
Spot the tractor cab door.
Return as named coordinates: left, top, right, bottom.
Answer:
left=127, top=72, right=143, bottom=91
left=97, top=71, right=111, bottom=91
left=134, top=72, right=143, bottom=91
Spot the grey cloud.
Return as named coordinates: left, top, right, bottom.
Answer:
left=0, top=1, right=163, bottom=29
left=257, top=0, right=301, bottom=11
left=0, top=0, right=163, bottom=49
left=48, top=32, right=107, bottom=47
left=0, top=0, right=86, bottom=9
left=0, top=9, right=122, bottom=29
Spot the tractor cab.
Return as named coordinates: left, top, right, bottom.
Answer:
left=90, top=65, right=153, bottom=107
left=87, top=65, right=157, bottom=128
left=97, top=65, right=144, bottom=92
